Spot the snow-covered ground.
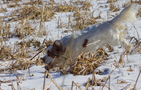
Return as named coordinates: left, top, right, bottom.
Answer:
left=0, top=0, right=141, bottom=90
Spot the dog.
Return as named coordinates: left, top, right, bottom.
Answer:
left=42, top=4, right=137, bottom=66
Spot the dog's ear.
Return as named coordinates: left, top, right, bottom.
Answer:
left=52, top=40, right=63, bottom=56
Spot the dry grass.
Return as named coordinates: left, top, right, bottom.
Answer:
left=84, top=70, right=115, bottom=89
left=0, top=22, right=12, bottom=41
left=130, top=37, right=141, bottom=53
left=0, top=0, right=141, bottom=89
left=54, top=0, right=94, bottom=30
left=0, top=58, right=44, bottom=73
left=0, top=38, right=53, bottom=73
left=2, top=0, right=22, bottom=3
left=22, top=39, right=41, bottom=48
left=0, top=42, right=31, bottom=60
left=23, top=0, right=43, bottom=5
left=131, top=0, right=141, bottom=5
left=13, top=19, right=35, bottom=39
left=84, top=77, right=105, bottom=87
left=0, top=6, right=7, bottom=13
left=54, top=0, right=92, bottom=13
left=70, top=48, right=109, bottom=75
left=109, top=4, right=120, bottom=12
left=73, top=11, right=98, bottom=30
left=0, top=46, right=13, bottom=60
left=9, top=5, right=55, bottom=21
left=0, top=49, right=43, bottom=73
left=6, top=0, right=93, bottom=23
left=107, top=0, right=117, bottom=3
left=55, top=4, right=77, bottom=12
left=7, top=3, right=20, bottom=8
left=70, top=0, right=97, bottom=30
left=73, top=0, right=92, bottom=11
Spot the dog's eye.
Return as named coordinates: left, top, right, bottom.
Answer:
left=55, top=47, right=60, bottom=52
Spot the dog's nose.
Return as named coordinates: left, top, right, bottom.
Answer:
left=41, top=57, right=45, bottom=63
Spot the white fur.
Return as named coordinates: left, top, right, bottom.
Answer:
left=42, top=4, right=137, bottom=64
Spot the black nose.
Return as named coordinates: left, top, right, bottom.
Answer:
left=41, top=57, right=45, bottom=63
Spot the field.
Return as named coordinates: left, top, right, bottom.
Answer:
left=0, top=0, right=141, bottom=90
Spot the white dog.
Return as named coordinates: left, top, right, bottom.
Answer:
left=42, top=4, right=137, bottom=65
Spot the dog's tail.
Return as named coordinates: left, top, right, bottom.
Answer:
left=111, top=4, right=137, bottom=24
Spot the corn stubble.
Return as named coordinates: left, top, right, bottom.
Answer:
left=70, top=48, right=109, bottom=75
left=0, top=0, right=140, bottom=89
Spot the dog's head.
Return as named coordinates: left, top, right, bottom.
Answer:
left=41, top=40, right=66, bottom=64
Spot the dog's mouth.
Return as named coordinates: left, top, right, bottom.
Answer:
left=41, top=57, right=55, bottom=71
left=41, top=56, right=55, bottom=65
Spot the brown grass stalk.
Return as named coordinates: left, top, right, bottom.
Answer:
left=45, top=82, right=52, bottom=90
left=120, top=84, right=131, bottom=90
left=30, top=49, right=45, bottom=60
left=2, top=47, right=16, bottom=59
left=46, top=71, right=61, bottom=90
left=133, top=70, right=141, bottom=89
left=43, top=71, right=47, bottom=90
left=101, top=76, right=111, bottom=90
left=85, top=78, right=90, bottom=90
left=107, top=0, right=117, bottom=3
left=71, top=81, right=74, bottom=90
left=17, top=82, right=22, bottom=90
left=11, top=83, right=16, bottom=90
left=109, top=76, right=110, bottom=90
left=0, top=80, right=1, bottom=90
left=72, top=81, right=83, bottom=90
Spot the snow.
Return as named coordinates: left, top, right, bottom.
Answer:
left=0, top=0, right=141, bottom=90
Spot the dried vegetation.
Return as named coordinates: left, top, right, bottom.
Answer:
left=107, top=0, right=117, bottom=3
left=10, top=5, right=55, bottom=21
left=131, top=0, right=141, bottom=5
left=130, top=37, right=141, bottom=53
left=0, top=0, right=140, bottom=74
left=70, top=48, right=109, bottom=75
left=0, top=0, right=141, bottom=89
left=73, top=11, right=98, bottom=30
left=55, top=4, right=77, bottom=12
left=109, top=4, right=120, bottom=12
left=0, top=22, right=12, bottom=41
left=0, top=6, right=7, bottom=13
